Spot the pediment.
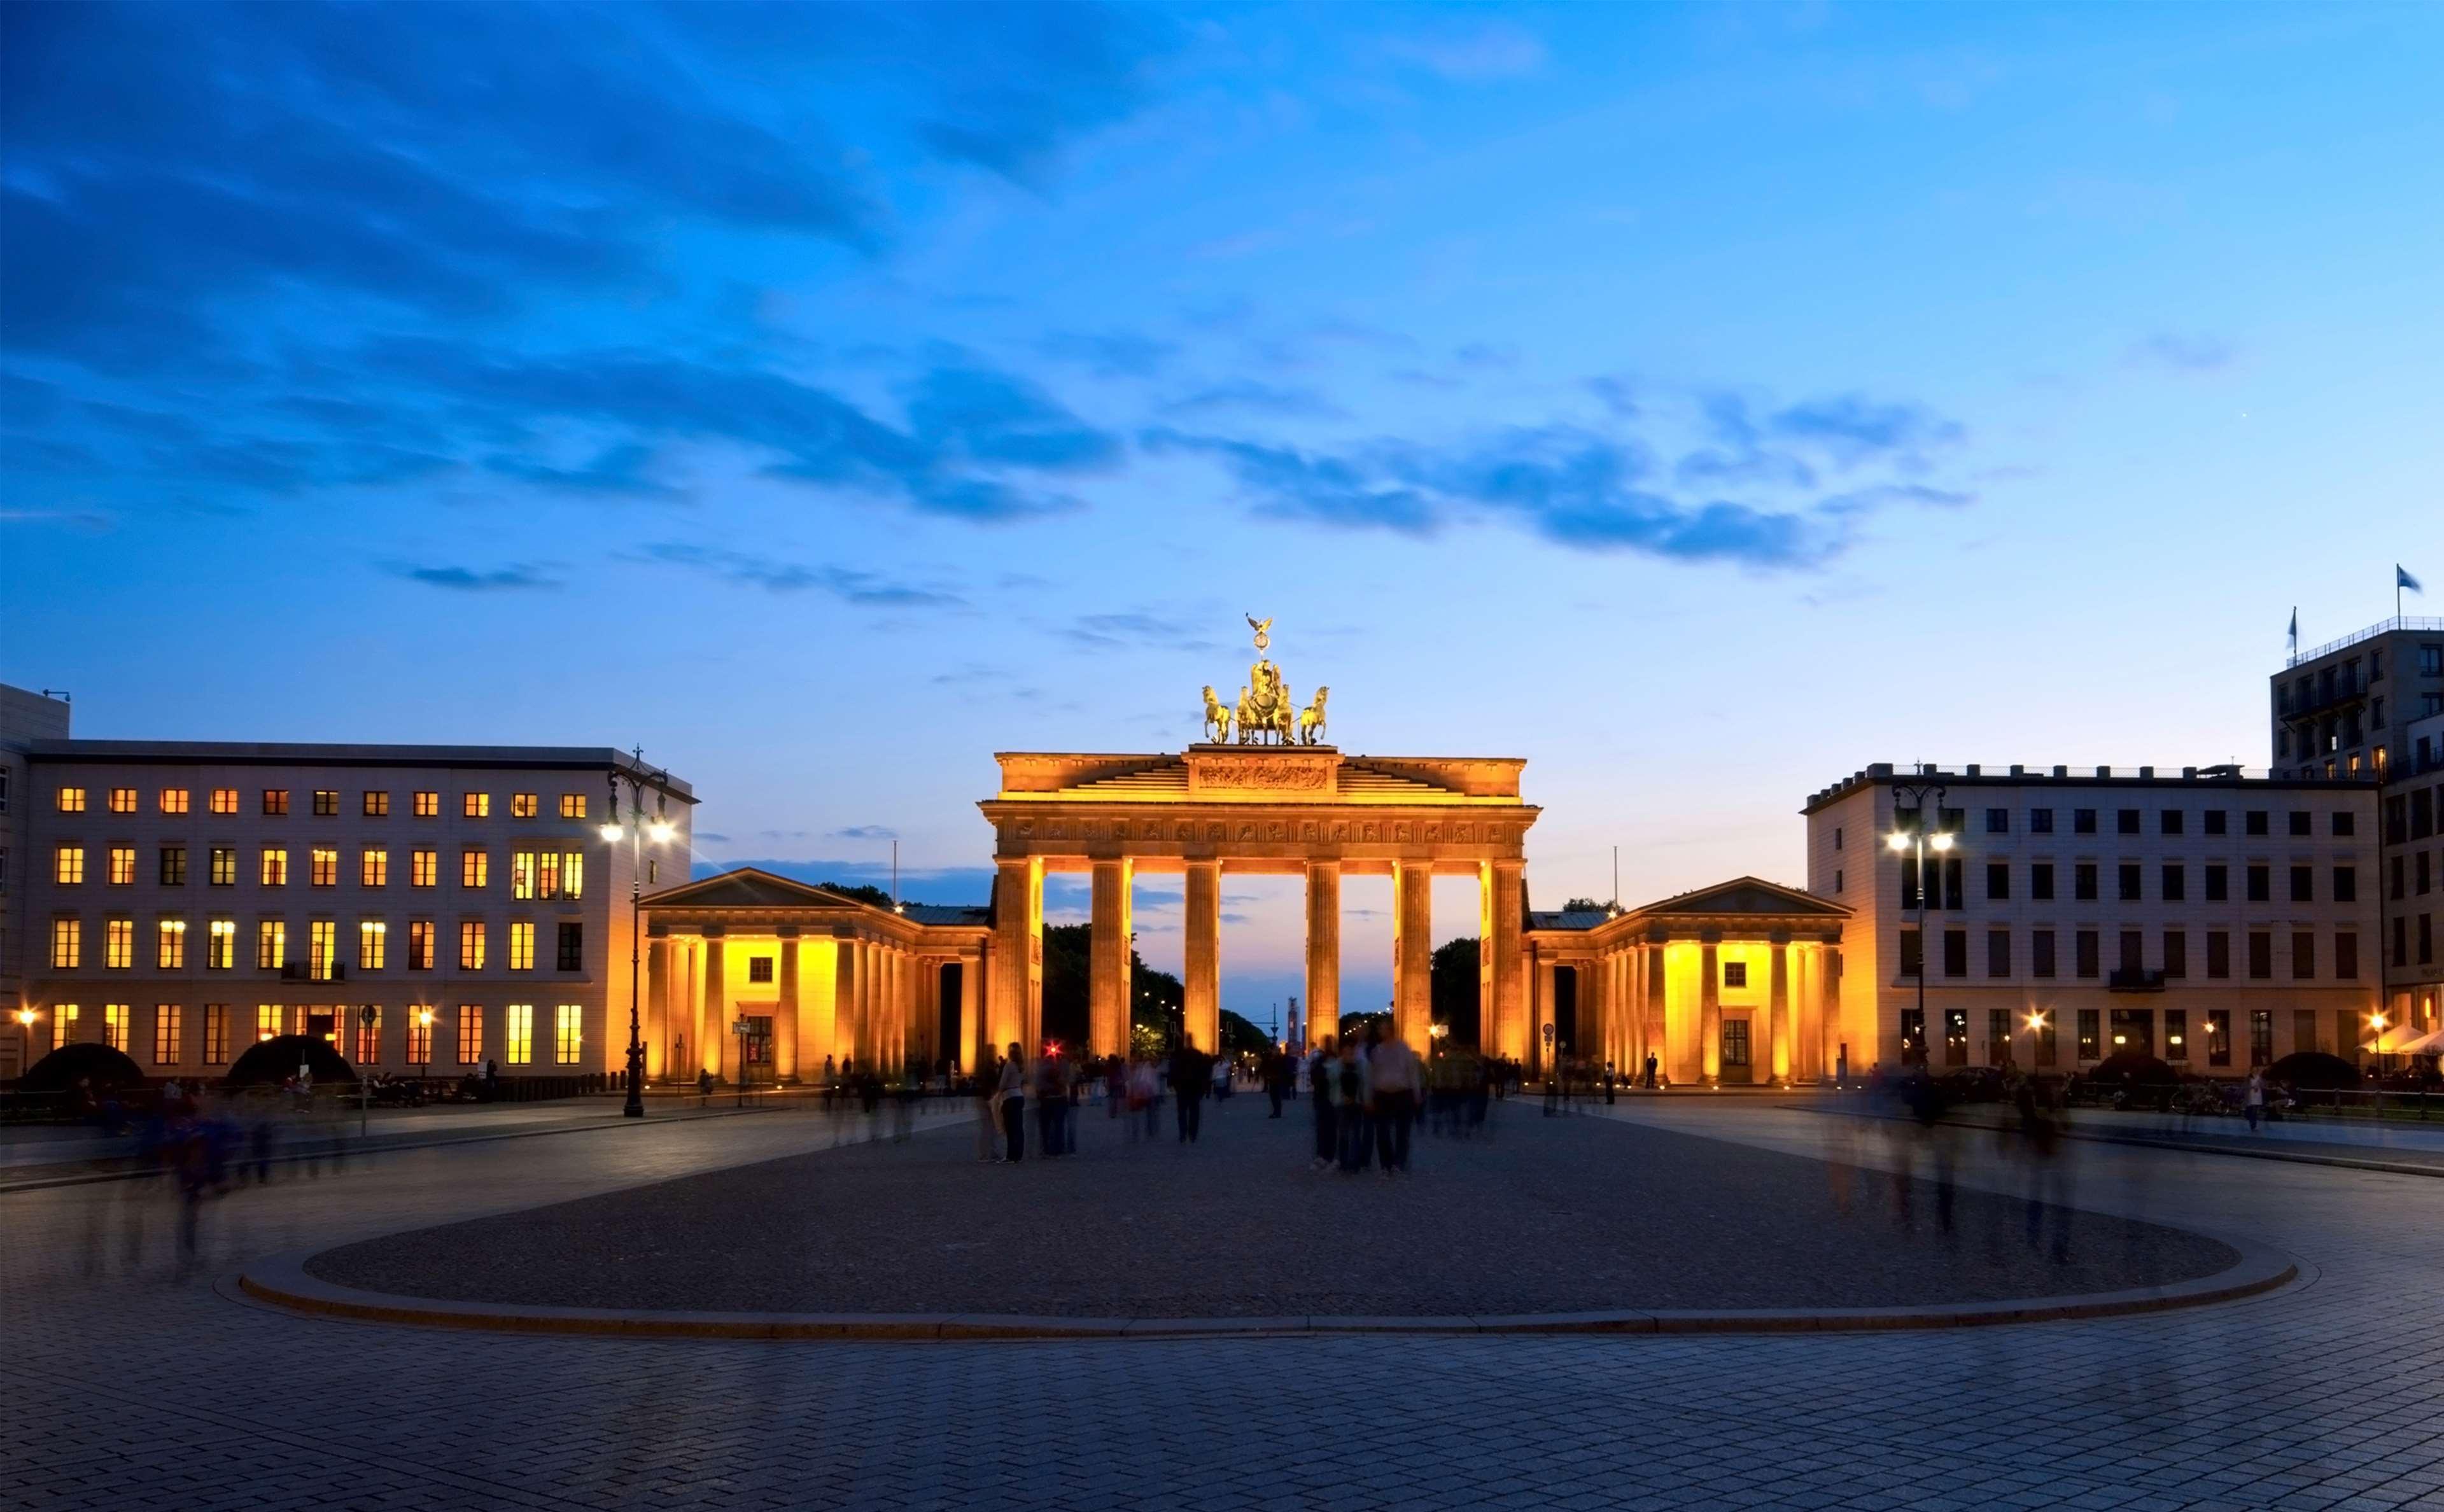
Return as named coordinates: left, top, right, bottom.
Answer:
left=1636, top=876, right=1848, bottom=918
left=643, top=867, right=867, bottom=911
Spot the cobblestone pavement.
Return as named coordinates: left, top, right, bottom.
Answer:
left=8, top=1098, right=2443, bottom=1511
left=311, top=1094, right=2233, bottom=1317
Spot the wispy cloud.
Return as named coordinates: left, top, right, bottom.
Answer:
left=388, top=562, right=561, bottom=592
left=829, top=825, right=899, bottom=841
left=631, top=543, right=964, bottom=606
left=1060, top=611, right=1223, bottom=654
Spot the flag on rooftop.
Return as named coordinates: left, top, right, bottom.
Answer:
left=2401, top=564, right=2424, bottom=594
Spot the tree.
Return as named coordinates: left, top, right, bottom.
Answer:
left=1218, top=1010, right=1270, bottom=1056
left=1042, top=922, right=1186, bottom=1053
left=1431, top=935, right=1482, bottom=1046
left=1562, top=897, right=1606, bottom=913
left=818, top=880, right=897, bottom=910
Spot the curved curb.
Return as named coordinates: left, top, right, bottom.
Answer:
left=238, top=1240, right=2297, bottom=1341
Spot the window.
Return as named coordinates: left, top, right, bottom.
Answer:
left=2075, top=930, right=2100, bottom=979
left=55, top=845, right=86, bottom=885
left=58, top=786, right=88, bottom=813
left=204, top=1004, right=228, bottom=1065
left=349, top=845, right=389, bottom=892
left=2207, top=930, right=2231, bottom=979
left=102, top=1003, right=129, bottom=1050
left=309, top=920, right=338, bottom=981
left=1899, top=928, right=1922, bottom=978
left=1942, top=928, right=1968, bottom=979
left=1986, top=862, right=2010, bottom=900
left=2246, top=864, right=2270, bottom=902
left=108, top=846, right=137, bottom=886
left=2333, top=810, right=2355, bottom=837
left=2245, top=930, right=2272, bottom=979
left=2161, top=864, right=2184, bottom=902
left=511, top=792, right=538, bottom=818
left=355, top=1005, right=382, bottom=1065
left=2334, top=865, right=2356, bottom=903
left=2165, top=1009, right=2189, bottom=1062
left=2074, top=863, right=2098, bottom=901
left=463, top=792, right=489, bottom=819
left=109, top=787, right=138, bottom=814
left=2118, top=929, right=2144, bottom=975
left=2032, top=929, right=2056, bottom=977
left=2292, top=930, right=2316, bottom=979
left=407, top=920, right=435, bottom=970
left=2205, top=864, right=2228, bottom=902
left=2290, top=865, right=2314, bottom=903
left=311, top=848, right=339, bottom=888
left=461, top=848, right=488, bottom=889
left=2203, top=809, right=2227, bottom=836
left=747, top=955, right=777, bottom=984
left=158, top=918, right=186, bottom=969
left=2119, top=863, right=2142, bottom=902
left=2030, top=862, right=2054, bottom=901
left=257, top=920, right=286, bottom=970
left=2336, top=932, right=2358, bottom=980
left=262, top=848, right=288, bottom=887
left=104, top=917, right=134, bottom=969
left=202, top=846, right=233, bottom=887
left=1942, top=857, right=1962, bottom=909
left=52, top=1004, right=78, bottom=1049
left=2289, top=810, right=2312, bottom=837
left=1834, top=869, right=1843, bottom=893
left=2245, top=810, right=2268, bottom=836
left=647, top=858, right=658, bottom=885
left=363, top=790, right=390, bottom=817
left=460, top=921, right=486, bottom=970
left=359, top=920, right=386, bottom=971
left=2162, top=929, right=2186, bottom=979
left=411, top=849, right=437, bottom=888
left=1723, top=960, right=1748, bottom=988
left=1986, top=928, right=2010, bottom=978
left=2029, top=808, right=2054, bottom=834
left=209, top=787, right=239, bottom=815
left=52, top=917, right=81, bottom=969
left=2076, top=1009, right=2100, bottom=1061
left=312, top=789, right=339, bottom=816
left=457, top=1005, right=485, bottom=1065
left=1942, top=1007, right=1967, bottom=1066
left=159, top=787, right=190, bottom=815
left=207, top=918, right=235, bottom=970
left=513, top=851, right=585, bottom=902
left=505, top=1004, right=533, bottom=1065
left=2074, top=808, right=2097, bottom=834
left=2203, top=1008, right=2231, bottom=1067
left=509, top=921, right=535, bottom=971
left=2109, top=1007, right=2154, bottom=1056
left=1899, top=1007, right=1925, bottom=1061
left=263, top=788, right=289, bottom=816
left=1985, top=808, right=2009, bottom=834
left=407, top=1009, right=432, bottom=1066
left=256, top=1005, right=282, bottom=1043
left=2160, top=809, right=2184, bottom=836
left=413, top=790, right=440, bottom=818
left=2250, top=1009, right=2273, bottom=1067
left=2117, top=808, right=2140, bottom=835
left=554, top=1004, right=582, bottom=1065
left=559, top=793, right=587, bottom=819
left=556, top=922, right=583, bottom=972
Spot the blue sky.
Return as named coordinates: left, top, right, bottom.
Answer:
left=6, top=1, right=2440, bottom=1019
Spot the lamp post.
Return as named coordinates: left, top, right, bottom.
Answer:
left=602, top=750, right=677, bottom=1119
left=13, top=1007, right=36, bottom=1077
left=1885, top=781, right=1953, bottom=1069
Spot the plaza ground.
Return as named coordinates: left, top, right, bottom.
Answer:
left=5, top=1096, right=2443, bottom=1511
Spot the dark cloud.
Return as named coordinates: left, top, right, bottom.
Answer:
left=829, top=825, right=900, bottom=841
left=631, top=543, right=964, bottom=606
left=1767, top=394, right=1964, bottom=464
left=1141, top=428, right=1436, bottom=535
left=389, top=562, right=561, bottom=592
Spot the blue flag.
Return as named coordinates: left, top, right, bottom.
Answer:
left=2402, top=564, right=2424, bottom=594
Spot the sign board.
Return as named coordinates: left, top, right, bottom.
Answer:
left=731, top=1019, right=752, bottom=1037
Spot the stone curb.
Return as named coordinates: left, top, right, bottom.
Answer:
left=237, top=1239, right=2297, bottom=1342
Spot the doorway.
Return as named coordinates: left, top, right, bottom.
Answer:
left=1720, top=1015, right=1753, bottom=1084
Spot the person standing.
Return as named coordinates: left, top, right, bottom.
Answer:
left=1335, top=1037, right=1371, bottom=1172
left=973, top=1051, right=1002, bottom=1161
left=1169, top=1037, right=1212, bottom=1144
left=2245, top=1067, right=2266, bottom=1133
left=1642, top=1051, right=1658, bottom=1091
left=1265, top=1049, right=1289, bottom=1119
left=997, top=1042, right=1027, bottom=1163
left=1034, top=1046, right=1068, bottom=1158
left=1369, top=1028, right=1421, bottom=1175
left=1308, top=1037, right=1338, bottom=1171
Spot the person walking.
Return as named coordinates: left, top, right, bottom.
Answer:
left=2245, top=1067, right=2266, bottom=1133
left=1307, top=1037, right=1338, bottom=1170
left=997, top=1042, right=1027, bottom=1163
left=1169, top=1037, right=1212, bottom=1144
left=1369, top=1028, right=1421, bottom=1175
left=1334, top=1037, right=1371, bottom=1172
left=973, top=1051, right=1002, bottom=1161
left=1265, top=1049, right=1289, bottom=1119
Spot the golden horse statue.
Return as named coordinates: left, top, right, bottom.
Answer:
left=1200, top=685, right=1233, bottom=743
left=1298, top=686, right=1329, bottom=746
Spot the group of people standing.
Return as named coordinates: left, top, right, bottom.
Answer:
left=971, top=1039, right=1224, bottom=1162
left=1302, top=1023, right=1426, bottom=1176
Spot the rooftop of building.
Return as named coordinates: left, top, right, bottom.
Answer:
left=25, top=739, right=694, bottom=798
left=2282, top=614, right=2444, bottom=670
left=1802, top=760, right=2376, bottom=814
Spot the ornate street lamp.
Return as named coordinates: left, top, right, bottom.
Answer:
left=1885, top=780, right=1953, bottom=1069
left=602, top=749, right=677, bottom=1119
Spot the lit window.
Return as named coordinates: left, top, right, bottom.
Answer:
left=354, top=1005, right=382, bottom=1065
left=505, top=1004, right=533, bottom=1065
left=160, top=788, right=190, bottom=815
left=406, top=1007, right=433, bottom=1066
left=108, top=846, right=136, bottom=886
left=209, top=788, right=239, bottom=815
left=407, top=920, right=435, bottom=970
left=211, top=847, right=237, bottom=886
left=512, top=851, right=535, bottom=900
left=463, top=792, right=489, bottom=819
left=158, top=918, right=187, bottom=969
left=102, top=1004, right=129, bottom=1049
left=559, top=794, right=587, bottom=819
left=154, top=1003, right=183, bottom=1065
left=360, top=920, right=387, bottom=971
left=256, top=1004, right=281, bottom=1042
left=57, top=787, right=87, bottom=813
left=554, top=1004, right=582, bottom=1065
left=309, top=920, right=338, bottom=980
left=460, top=920, right=486, bottom=970
left=362, top=848, right=388, bottom=888
left=363, top=790, right=391, bottom=818
left=256, top=920, right=285, bottom=970
left=204, top=1004, right=228, bottom=1065
left=55, top=845, right=85, bottom=885
left=511, top=792, right=538, bottom=818
left=461, top=848, right=488, bottom=888
left=311, top=848, right=339, bottom=887
left=207, top=919, right=235, bottom=970
left=109, top=787, right=138, bottom=814
left=413, top=790, right=439, bottom=818
left=53, top=1004, right=80, bottom=1049
left=411, top=849, right=438, bottom=888
left=457, top=1005, right=484, bottom=1064
left=51, top=918, right=81, bottom=969
left=262, top=789, right=289, bottom=816
left=261, top=848, right=288, bottom=886
left=509, top=920, right=535, bottom=971
left=104, top=917, right=134, bottom=969
left=561, top=852, right=582, bottom=900
left=312, top=790, right=339, bottom=816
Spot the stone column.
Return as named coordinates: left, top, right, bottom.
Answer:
left=1487, top=858, right=1526, bottom=1062
left=1532, top=956, right=1557, bottom=1074
left=1089, top=858, right=1134, bottom=1060
left=1646, top=944, right=1668, bottom=1079
left=959, top=953, right=983, bottom=1070
left=1304, top=861, right=1340, bottom=1051
left=1769, top=939, right=1793, bottom=1087
left=1818, top=944, right=1843, bottom=1081
left=703, top=934, right=728, bottom=1083
left=989, top=858, right=1042, bottom=1060
left=1392, top=858, right=1433, bottom=1053
left=1184, top=859, right=1221, bottom=1054
left=645, top=935, right=670, bottom=1080
left=1699, top=940, right=1721, bottom=1087
left=776, top=932, right=800, bottom=1082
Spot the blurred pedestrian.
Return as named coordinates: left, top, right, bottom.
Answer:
left=1370, top=1027, right=1420, bottom=1175
left=1308, top=1037, right=1338, bottom=1170
left=974, top=1052, right=1002, bottom=1161
left=1169, top=1037, right=1212, bottom=1144
left=2245, top=1067, right=2266, bottom=1133
left=997, top=1042, right=1027, bottom=1163
left=1335, top=1037, right=1371, bottom=1172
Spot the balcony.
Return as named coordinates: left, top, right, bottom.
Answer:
left=278, top=960, right=347, bottom=983
left=2107, top=968, right=2165, bottom=993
